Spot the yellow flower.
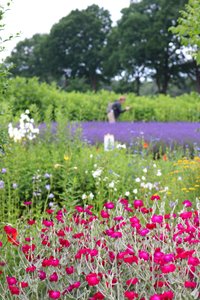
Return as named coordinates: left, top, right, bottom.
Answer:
left=64, top=154, right=70, bottom=161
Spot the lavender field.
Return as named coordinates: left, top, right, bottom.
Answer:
left=43, top=121, right=200, bottom=147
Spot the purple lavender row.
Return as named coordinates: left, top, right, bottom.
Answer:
left=39, top=121, right=200, bottom=147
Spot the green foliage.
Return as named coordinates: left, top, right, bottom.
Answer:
left=170, top=0, right=200, bottom=64
left=1, top=77, right=200, bottom=122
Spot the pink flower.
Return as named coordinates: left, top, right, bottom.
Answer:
left=150, top=194, right=161, bottom=201
left=48, top=290, right=61, bottom=299
left=38, top=270, right=46, bottom=280
left=42, top=220, right=54, bottom=227
left=26, top=265, right=36, bottom=273
left=8, top=286, right=20, bottom=295
left=151, top=214, right=163, bottom=224
left=49, top=272, right=58, bottom=282
left=20, top=281, right=29, bottom=288
left=150, top=295, right=162, bottom=300
left=184, top=281, right=197, bottom=288
left=161, top=264, right=176, bottom=274
left=133, top=199, right=144, bottom=209
left=124, top=290, right=138, bottom=299
left=6, top=276, right=17, bottom=285
left=182, top=200, right=192, bottom=207
left=104, top=202, right=115, bottom=209
left=86, top=273, right=100, bottom=286
left=65, top=266, right=74, bottom=274
left=138, top=250, right=149, bottom=261
left=110, top=231, right=122, bottom=238
left=126, top=277, right=139, bottom=285
left=180, top=211, right=192, bottom=219
left=23, top=201, right=32, bottom=206
left=188, top=256, right=200, bottom=266
left=91, top=291, right=105, bottom=299
left=100, top=210, right=110, bottom=218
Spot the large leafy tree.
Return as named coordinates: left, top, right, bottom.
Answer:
left=5, top=34, right=51, bottom=82
left=46, top=4, right=112, bottom=91
left=170, top=0, right=200, bottom=64
left=109, top=0, right=188, bottom=94
left=170, top=0, right=200, bottom=92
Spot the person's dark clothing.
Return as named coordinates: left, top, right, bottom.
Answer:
left=112, top=101, right=126, bottom=119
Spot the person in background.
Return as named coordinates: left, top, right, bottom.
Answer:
left=107, top=95, right=130, bottom=123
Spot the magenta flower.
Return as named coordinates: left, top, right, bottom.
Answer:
left=133, top=199, right=144, bottom=209
left=6, top=276, right=17, bottom=285
left=161, top=264, right=176, bottom=274
left=104, top=201, right=115, bottom=209
left=182, top=200, right=192, bottom=207
left=49, top=272, right=58, bottom=282
left=48, top=290, right=61, bottom=299
left=100, top=210, right=110, bottom=218
left=151, top=214, right=163, bottom=223
left=86, top=273, right=100, bottom=286
left=65, top=266, right=74, bottom=274
left=38, top=270, right=46, bottom=280
left=184, top=281, right=197, bottom=288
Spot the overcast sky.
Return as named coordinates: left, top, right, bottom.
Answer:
left=1, top=0, right=130, bottom=60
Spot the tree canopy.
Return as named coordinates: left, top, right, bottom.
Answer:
left=4, top=1, right=200, bottom=94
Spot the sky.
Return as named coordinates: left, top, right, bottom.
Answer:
left=0, top=0, right=130, bottom=60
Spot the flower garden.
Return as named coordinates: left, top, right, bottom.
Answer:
left=0, top=108, right=200, bottom=299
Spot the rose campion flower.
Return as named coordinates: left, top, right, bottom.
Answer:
left=8, top=286, right=20, bottom=295
left=100, top=210, right=110, bottom=218
left=133, top=199, right=144, bottom=209
left=182, top=200, right=192, bottom=207
left=86, top=273, right=100, bottom=286
left=184, top=281, right=197, bottom=288
left=151, top=214, right=163, bottom=224
left=124, top=291, right=138, bottom=299
left=104, top=202, right=115, bottom=209
left=48, top=290, right=61, bottom=299
left=6, top=276, right=17, bottom=285
left=161, top=264, right=176, bottom=274
left=49, top=272, right=58, bottom=282
left=38, top=270, right=46, bottom=280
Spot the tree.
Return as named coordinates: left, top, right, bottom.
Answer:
left=46, top=5, right=112, bottom=91
left=170, top=0, right=200, bottom=92
left=170, top=0, right=200, bottom=64
left=0, top=1, right=13, bottom=94
left=109, top=0, right=188, bottom=94
left=5, top=34, right=51, bottom=82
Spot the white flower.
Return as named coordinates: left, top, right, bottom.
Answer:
left=89, top=192, right=94, bottom=199
left=153, top=164, right=157, bottom=168
left=82, top=193, right=87, bottom=200
left=178, top=176, right=182, bottom=181
left=141, top=176, right=146, bottom=181
left=143, top=168, right=147, bottom=173
left=25, top=109, right=30, bottom=114
left=109, top=181, right=115, bottom=188
left=156, top=170, right=162, bottom=176
left=133, top=189, right=138, bottom=194
left=135, top=177, right=141, bottom=183
left=90, top=154, right=93, bottom=158
left=125, top=191, right=130, bottom=196
left=146, top=182, right=153, bottom=190
left=92, top=168, right=102, bottom=178
left=116, top=143, right=126, bottom=149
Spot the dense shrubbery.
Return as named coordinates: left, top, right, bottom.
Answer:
left=1, top=77, right=200, bottom=122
